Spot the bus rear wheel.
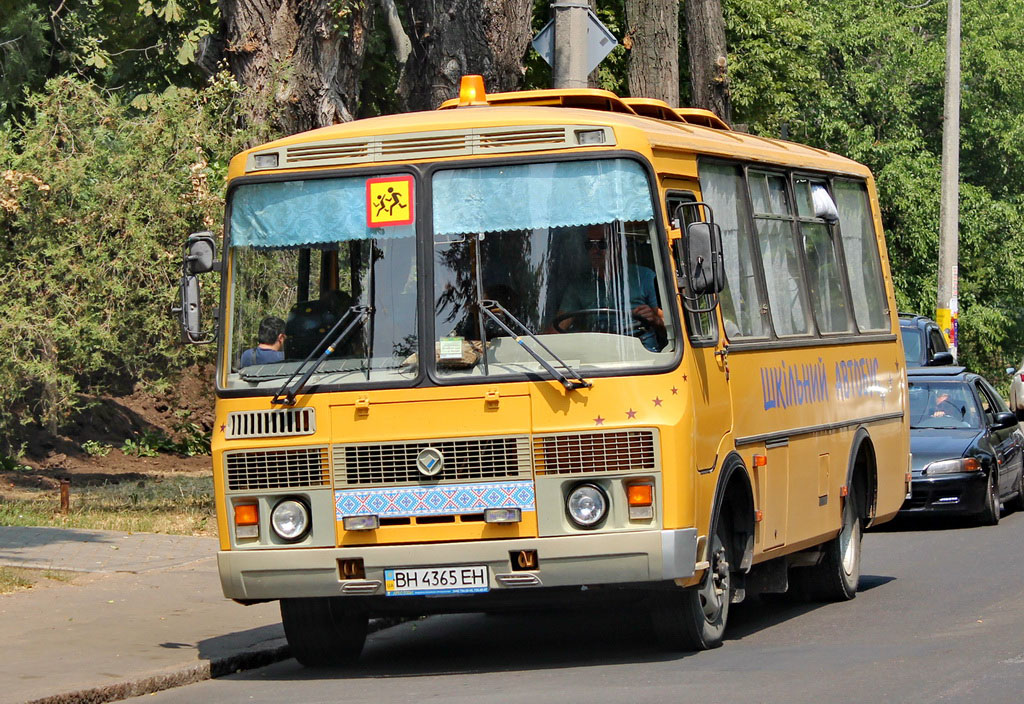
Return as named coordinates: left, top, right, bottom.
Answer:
left=652, top=522, right=732, bottom=651
left=791, top=493, right=861, bottom=602
left=280, top=597, right=368, bottom=667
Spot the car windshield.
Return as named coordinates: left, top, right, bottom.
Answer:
left=430, top=158, right=676, bottom=380
left=224, top=174, right=418, bottom=390
left=908, top=381, right=982, bottom=429
left=900, top=327, right=922, bottom=364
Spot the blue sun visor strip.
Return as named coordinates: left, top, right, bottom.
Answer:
left=229, top=177, right=414, bottom=248
left=432, top=158, right=654, bottom=235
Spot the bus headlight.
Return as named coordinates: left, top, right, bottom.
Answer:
left=566, top=483, right=608, bottom=528
left=270, top=499, right=311, bottom=541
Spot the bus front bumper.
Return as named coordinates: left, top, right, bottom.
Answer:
left=218, top=528, right=699, bottom=601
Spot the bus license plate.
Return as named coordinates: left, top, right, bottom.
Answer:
left=384, top=566, right=489, bottom=596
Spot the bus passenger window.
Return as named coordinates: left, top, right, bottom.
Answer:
left=834, top=179, right=889, bottom=331
left=698, top=163, right=768, bottom=339
left=795, top=178, right=852, bottom=334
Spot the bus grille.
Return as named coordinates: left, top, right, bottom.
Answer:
left=334, top=436, right=531, bottom=487
left=225, top=408, right=315, bottom=439
left=225, top=446, right=330, bottom=490
left=533, top=430, right=658, bottom=475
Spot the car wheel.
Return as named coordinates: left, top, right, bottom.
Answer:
left=280, top=597, right=368, bottom=667
left=1010, top=466, right=1024, bottom=513
left=978, top=471, right=1001, bottom=526
left=790, top=492, right=861, bottom=602
left=651, top=517, right=732, bottom=651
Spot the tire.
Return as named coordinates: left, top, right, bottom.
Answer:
left=791, top=493, right=861, bottom=602
left=978, top=470, right=1001, bottom=526
left=1009, top=466, right=1024, bottom=513
left=280, top=597, right=368, bottom=667
left=651, top=519, right=732, bottom=651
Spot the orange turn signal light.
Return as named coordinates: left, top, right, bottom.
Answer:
left=753, top=454, right=767, bottom=467
left=962, top=458, right=981, bottom=471
left=235, top=504, right=259, bottom=526
left=627, top=484, right=653, bottom=507
left=458, top=75, right=488, bottom=106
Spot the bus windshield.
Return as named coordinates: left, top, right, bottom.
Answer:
left=430, top=158, right=676, bottom=380
left=224, top=174, right=419, bottom=390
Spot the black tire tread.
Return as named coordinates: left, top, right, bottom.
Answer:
left=280, top=597, right=368, bottom=667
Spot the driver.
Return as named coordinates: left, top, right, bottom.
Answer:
left=930, top=391, right=962, bottom=419
left=554, top=224, right=666, bottom=351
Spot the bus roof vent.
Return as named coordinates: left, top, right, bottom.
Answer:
left=672, top=108, right=731, bottom=130
left=621, top=98, right=685, bottom=122
left=225, top=407, right=316, bottom=439
left=250, top=126, right=599, bottom=172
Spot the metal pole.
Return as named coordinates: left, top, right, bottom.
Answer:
left=937, top=0, right=960, bottom=360
left=552, top=2, right=589, bottom=88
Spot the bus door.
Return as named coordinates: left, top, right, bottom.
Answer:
left=667, top=188, right=732, bottom=474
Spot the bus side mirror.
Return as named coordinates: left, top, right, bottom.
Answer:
left=685, top=221, right=724, bottom=296
left=173, top=232, right=219, bottom=345
left=185, top=232, right=217, bottom=274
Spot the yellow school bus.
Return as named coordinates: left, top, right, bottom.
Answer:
left=178, top=76, right=909, bottom=666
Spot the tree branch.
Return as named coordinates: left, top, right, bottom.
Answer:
left=379, top=0, right=412, bottom=66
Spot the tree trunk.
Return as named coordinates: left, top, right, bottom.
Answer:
left=625, top=0, right=679, bottom=105
left=218, top=0, right=371, bottom=134
left=400, top=0, right=533, bottom=112
left=684, top=0, right=732, bottom=122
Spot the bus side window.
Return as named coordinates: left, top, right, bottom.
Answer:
left=698, top=162, right=769, bottom=339
left=832, top=179, right=889, bottom=332
left=667, top=191, right=716, bottom=344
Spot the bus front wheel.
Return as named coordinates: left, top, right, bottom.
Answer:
left=652, top=522, right=732, bottom=651
left=280, top=597, right=368, bottom=667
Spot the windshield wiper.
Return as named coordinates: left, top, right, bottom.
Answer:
left=271, top=305, right=373, bottom=406
left=477, top=299, right=591, bottom=391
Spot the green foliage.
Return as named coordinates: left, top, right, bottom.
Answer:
left=81, top=440, right=112, bottom=457
left=0, top=74, right=275, bottom=451
left=724, top=0, right=1024, bottom=383
left=0, top=0, right=218, bottom=120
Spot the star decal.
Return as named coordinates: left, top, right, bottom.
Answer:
left=682, top=374, right=688, bottom=381
left=594, top=415, right=605, bottom=426
left=626, top=408, right=637, bottom=419
left=670, top=386, right=679, bottom=395
left=653, top=397, right=663, bottom=407
left=220, top=424, right=226, bottom=433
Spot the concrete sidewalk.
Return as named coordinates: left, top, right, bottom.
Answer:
left=0, top=526, right=292, bottom=704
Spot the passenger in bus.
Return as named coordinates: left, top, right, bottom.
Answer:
left=240, top=316, right=286, bottom=367
left=554, top=224, right=666, bottom=351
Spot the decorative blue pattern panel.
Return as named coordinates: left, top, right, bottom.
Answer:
left=335, top=481, right=535, bottom=519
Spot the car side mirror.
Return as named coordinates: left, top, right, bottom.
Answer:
left=929, top=351, right=954, bottom=366
left=993, top=411, right=1017, bottom=430
left=1007, top=367, right=1016, bottom=376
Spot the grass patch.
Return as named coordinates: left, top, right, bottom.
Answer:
left=0, top=474, right=215, bottom=536
left=0, top=566, right=78, bottom=595
left=0, top=566, right=34, bottom=594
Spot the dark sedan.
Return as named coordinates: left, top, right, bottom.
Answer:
left=902, top=366, right=1024, bottom=524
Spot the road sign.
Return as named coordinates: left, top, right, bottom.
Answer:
left=532, top=7, right=617, bottom=75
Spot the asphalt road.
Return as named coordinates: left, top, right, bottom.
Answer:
left=129, top=511, right=1024, bottom=704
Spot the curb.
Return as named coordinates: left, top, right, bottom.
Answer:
left=20, top=618, right=400, bottom=704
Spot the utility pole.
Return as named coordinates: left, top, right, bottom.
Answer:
left=937, top=0, right=961, bottom=360
left=552, top=2, right=589, bottom=88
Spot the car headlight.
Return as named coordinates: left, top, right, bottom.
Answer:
left=270, top=499, right=311, bottom=541
left=924, top=458, right=981, bottom=475
left=566, top=483, right=608, bottom=528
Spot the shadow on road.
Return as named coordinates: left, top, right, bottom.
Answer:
left=233, top=580, right=895, bottom=682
